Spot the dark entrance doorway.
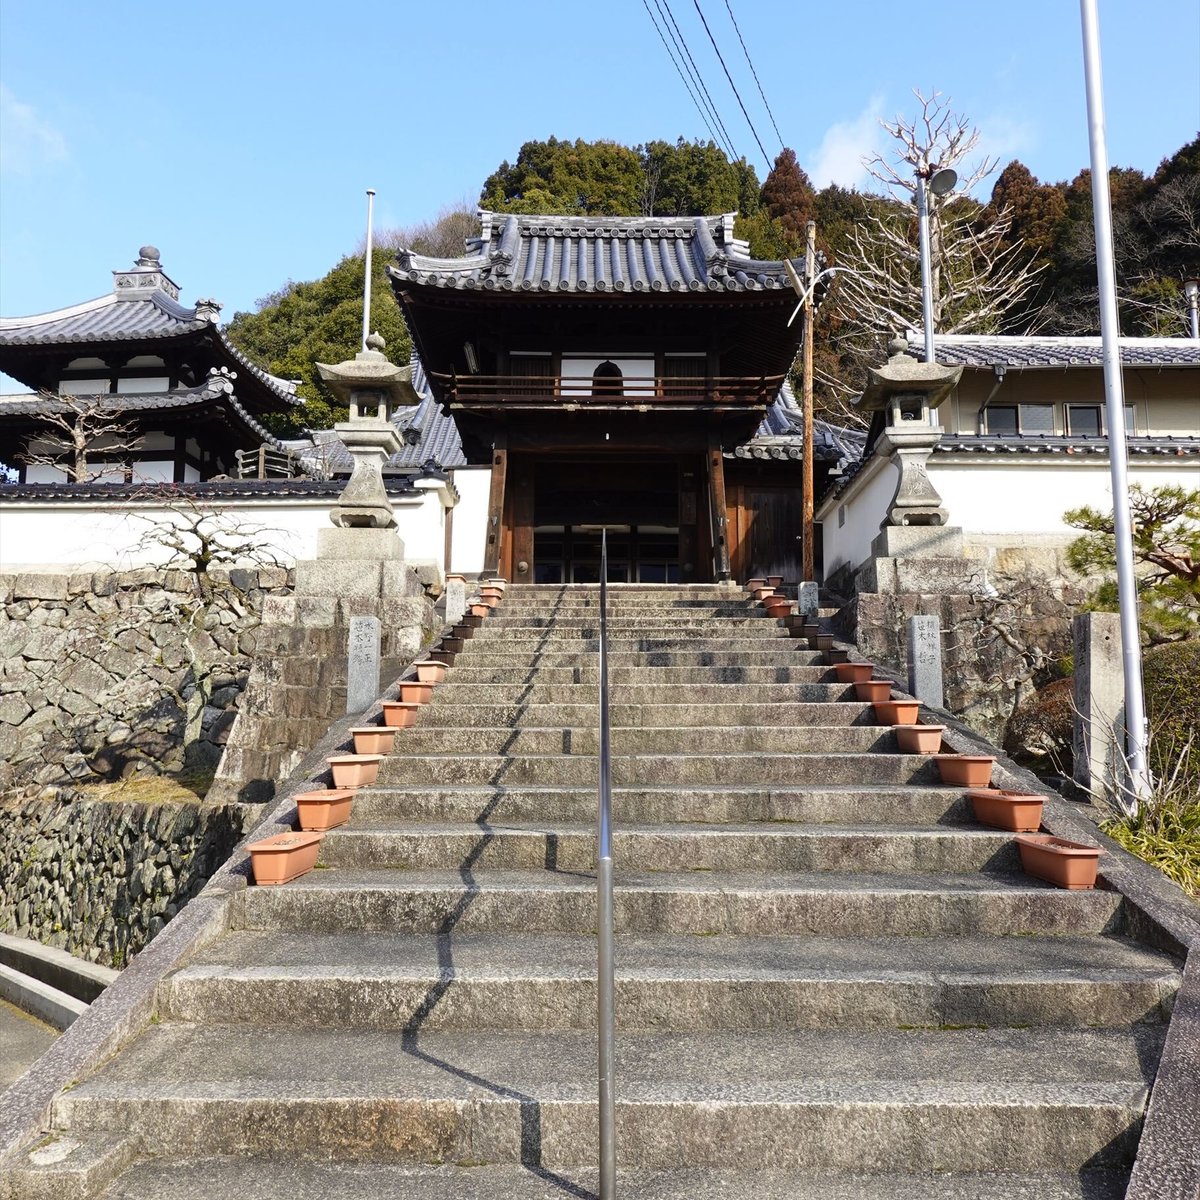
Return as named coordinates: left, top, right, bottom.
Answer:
left=530, top=460, right=682, bottom=584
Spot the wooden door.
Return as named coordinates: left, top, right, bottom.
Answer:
left=727, top=485, right=802, bottom=583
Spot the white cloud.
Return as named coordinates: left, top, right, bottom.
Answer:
left=807, top=96, right=887, bottom=190
left=0, top=84, right=68, bottom=176
left=976, top=113, right=1038, bottom=174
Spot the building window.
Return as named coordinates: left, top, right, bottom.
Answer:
left=986, top=405, right=1018, bottom=435
left=986, top=403, right=1056, bottom=435
left=1066, top=404, right=1136, bottom=436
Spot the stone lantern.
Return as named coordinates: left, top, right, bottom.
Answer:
left=316, top=332, right=419, bottom=529
left=857, top=333, right=962, bottom=536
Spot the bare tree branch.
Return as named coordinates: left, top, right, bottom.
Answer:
left=20, top=392, right=144, bottom=483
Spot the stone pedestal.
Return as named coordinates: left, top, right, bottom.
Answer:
left=445, top=574, right=468, bottom=626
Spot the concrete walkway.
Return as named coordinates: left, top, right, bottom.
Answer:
left=0, top=999, right=56, bottom=1089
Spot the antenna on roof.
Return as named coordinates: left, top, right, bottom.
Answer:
left=362, top=189, right=376, bottom=351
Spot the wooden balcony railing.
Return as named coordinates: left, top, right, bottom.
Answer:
left=427, top=372, right=784, bottom=411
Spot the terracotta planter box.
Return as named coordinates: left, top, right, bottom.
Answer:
left=247, top=831, right=324, bottom=886
left=894, top=724, right=945, bottom=754
left=766, top=575, right=784, bottom=588
left=746, top=577, right=767, bottom=591
left=479, top=587, right=504, bottom=601
left=294, top=789, right=355, bottom=833
left=833, top=662, right=874, bottom=684
left=327, top=754, right=385, bottom=788
left=351, top=726, right=397, bottom=755
left=752, top=587, right=775, bottom=602
left=764, top=600, right=792, bottom=618
left=968, top=788, right=1045, bottom=833
left=485, top=577, right=508, bottom=590
left=416, top=661, right=448, bottom=684
left=933, top=755, right=995, bottom=787
left=469, top=603, right=492, bottom=617
left=399, top=682, right=435, bottom=705
left=1015, top=834, right=1102, bottom=889
left=854, top=679, right=892, bottom=702
left=873, top=699, right=919, bottom=725
left=381, top=701, right=421, bottom=728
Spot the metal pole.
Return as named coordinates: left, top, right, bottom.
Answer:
left=597, top=528, right=616, bottom=1198
left=362, top=188, right=376, bottom=351
left=916, top=173, right=936, bottom=363
left=1079, top=0, right=1151, bottom=803
left=801, top=221, right=816, bottom=584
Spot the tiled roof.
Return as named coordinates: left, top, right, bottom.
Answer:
left=390, top=211, right=803, bottom=295
left=0, top=371, right=283, bottom=448
left=728, top=378, right=867, bottom=465
left=0, top=249, right=301, bottom=406
left=934, top=434, right=1200, bottom=456
left=0, top=479, right=424, bottom=503
left=917, top=332, right=1200, bottom=369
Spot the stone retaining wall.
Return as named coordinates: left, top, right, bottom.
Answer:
left=0, top=567, right=292, bottom=797
left=0, top=796, right=247, bottom=967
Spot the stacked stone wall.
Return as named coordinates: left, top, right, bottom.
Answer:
left=0, top=568, right=292, bottom=797
left=0, top=795, right=247, bottom=967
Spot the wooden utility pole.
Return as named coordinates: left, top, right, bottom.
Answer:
left=801, top=220, right=816, bottom=583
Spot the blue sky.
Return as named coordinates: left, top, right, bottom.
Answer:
left=1, top=0, right=1197, bottom=327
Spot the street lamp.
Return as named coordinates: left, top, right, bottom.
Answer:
left=916, top=165, right=958, bottom=362
left=1185, top=278, right=1200, bottom=340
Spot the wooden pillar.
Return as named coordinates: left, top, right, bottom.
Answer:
left=802, top=220, right=817, bottom=583
left=483, top=434, right=508, bottom=577
left=707, top=434, right=731, bottom=582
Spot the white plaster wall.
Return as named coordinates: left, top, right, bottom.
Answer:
left=0, top=493, right=448, bottom=572
left=820, top=457, right=899, bottom=581
left=929, top=459, right=1200, bottom=534
left=449, top=467, right=491, bottom=575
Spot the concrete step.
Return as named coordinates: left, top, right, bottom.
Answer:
left=446, top=637, right=816, bottom=657
left=65, top=1157, right=1135, bottom=1200
left=467, top=623, right=791, bottom=640
left=439, top=664, right=841, bottom=686
left=54, top=1024, right=1160, bottom=1170
left=350, top=783, right=969, bottom=826
left=398, top=701, right=874, bottom=730
left=375, top=751, right=934, bottom=787
left=449, top=648, right=828, bottom=667
left=159, top=930, right=1179, bottom=1032
left=372, top=725, right=905, bottom=756
left=235, top=866, right=1124, bottom=938
left=421, top=683, right=860, bottom=708
left=472, top=616, right=781, bottom=631
left=315, top=822, right=1022, bottom=875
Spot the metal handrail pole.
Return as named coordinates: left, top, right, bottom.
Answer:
left=597, top=529, right=616, bottom=1198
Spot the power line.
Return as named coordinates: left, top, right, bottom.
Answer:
left=723, top=0, right=785, bottom=153
left=658, top=0, right=740, bottom=160
left=641, top=0, right=726, bottom=153
left=692, top=0, right=771, bottom=168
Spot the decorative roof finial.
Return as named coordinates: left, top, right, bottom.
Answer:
left=195, top=297, right=223, bottom=323
left=366, top=330, right=386, bottom=353
left=136, top=245, right=161, bottom=268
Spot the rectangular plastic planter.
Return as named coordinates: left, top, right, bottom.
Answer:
left=399, top=682, right=436, bottom=705
left=247, top=831, right=324, bottom=886
left=873, top=700, right=919, bottom=725
left=854, top=679, right=893, bottom=702
left=833, top=662, right=874, bottom=684
left=351, top=726, right=397, bottom=755
left=326, top=754, right=385, bottom=788
left=294, top=789, right=356, bottom=833
left=415, top=661, right=448, bottom=684
left=381, top=701, right=421, bottom=728
left=968, top=788, right=1045, bottom=832
left=1015, top=834, right=1103, bottom=889
left=933, top=755, right=995, bottom=787
left=894, top=724, right=944, bottom=753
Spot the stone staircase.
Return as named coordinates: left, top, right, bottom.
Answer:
left=9, top=584, right=1182, bottom=1198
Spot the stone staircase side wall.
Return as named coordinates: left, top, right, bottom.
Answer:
left=204, top=589, right=436, bottom=808
left=0, top=795, right=247, bottom=968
